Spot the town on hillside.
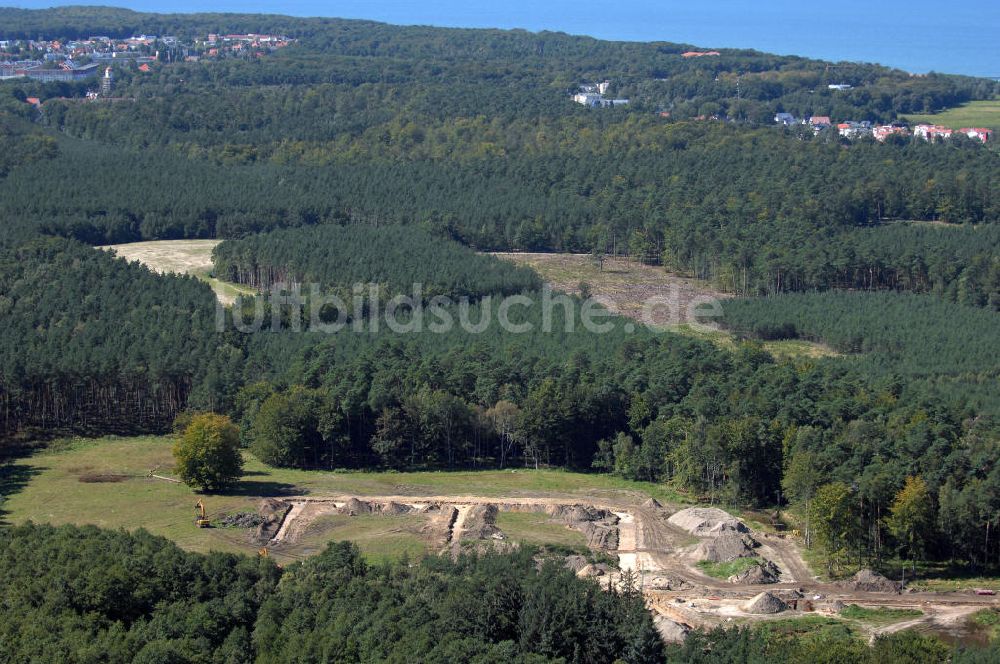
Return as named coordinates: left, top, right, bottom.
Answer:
left=571, top=77, right=992, bottom=144
left=0, top=32, right=295, bottom=82
left=775, top=111, right=992, bottom=143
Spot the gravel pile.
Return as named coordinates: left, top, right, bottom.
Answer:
left=743, top=591, right=788, bottom=614
left=728, top=560, right=780, bottom=585
left=695, top=532, right=758, bottom=562
left=842, top=569, right=900, bottom=593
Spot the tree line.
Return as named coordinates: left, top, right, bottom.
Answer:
left=212, top=225, right=541, bottom=299
left=0, top=238, right=227, bottom=438
left=0, top=523, right=660, bottom=663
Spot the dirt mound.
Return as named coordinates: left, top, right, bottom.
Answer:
left=78, top=473, right=128, bottom=483
left=253, top=499, right=291, bottom=543
left=462, top=504, right=505, bottom=540
left=219, top=511, right=265, bottom=528
left=338, top=498, right=373, bottom=516
left=668, top=507, right=748, bottom=536
left=576, top=564, right=609, bottom=578
left=380, top=501, right=413, bottom=515
left=695, top=532, right=758, bottom=562
left=564, top=555, right=589, bottom=572
left=546, top=504, right=617, bottom=524
left=729, top=560, right=780, bottom=585
left=743, top=591, right=788, bottom=614
left=642, top=497, right=663, bottom=510
left=655, top=617, right=690, bottom=644
left=578, top=521, right=619, bottom=550
left=547, top=504, right=620, bottom=550
left=422, top=505, right=458, bottom=545
left=842, top=569, right=900, bottom=593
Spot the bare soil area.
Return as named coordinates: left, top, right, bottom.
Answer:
left=239, top=491, right=997, bottom=643
left=492, top=252, right=728, bottom=326
left=102, top=239, right=221, bottom=275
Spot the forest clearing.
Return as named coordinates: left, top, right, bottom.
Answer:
left=3, top=435, right=997, bottom=645
left=100, top=239, right=254, bottom=305
left=494, top=252, right=838, bottom=358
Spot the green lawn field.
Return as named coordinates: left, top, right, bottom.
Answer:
left=902, top=100, right=1000, bottom=131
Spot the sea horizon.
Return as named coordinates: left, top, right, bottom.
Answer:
left=3, top=0, right=1000, bottom=78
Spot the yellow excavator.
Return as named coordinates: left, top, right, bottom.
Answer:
left=195, top=500, right=212, bottom=528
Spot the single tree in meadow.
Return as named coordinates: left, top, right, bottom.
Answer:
left=174, top=413, right=244, bottom=492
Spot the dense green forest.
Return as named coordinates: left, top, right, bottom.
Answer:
left=212, top=225, right=541, bottom=297
left=3, top=5, right=995, bottom=122
left=0, top=238, right=228, bottom=437
left=2, top=6, right=999, bottom=305
left=2, top=523, right=995, bottom=663
left=0, top=523, right=660, bottom=663
left=1, top=5, right=999, bottom=579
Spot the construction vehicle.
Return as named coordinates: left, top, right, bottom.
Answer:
left=258, top=547, right=269, bottom=558
left=195, top=500, right=212, bottom=528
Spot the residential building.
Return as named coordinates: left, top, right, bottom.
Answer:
left=828, top=84, right=853, bottom=90
left=914, top=124, right=953, bottom=141
left=961, top=128, right=993, bottom=142
left=873, top=124, right=910, bottom=142
left=572, top=88, right=629, bottom=108
left=774, top=112, right=797, bottom=126
left=573, top=92, right=602, bottom=106
left=808, top=116, right=832, bottom=132
left=837, top=121, right=873, bottom=139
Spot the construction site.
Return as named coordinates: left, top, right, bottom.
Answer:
left=225, top=491, right=1000, bottom=645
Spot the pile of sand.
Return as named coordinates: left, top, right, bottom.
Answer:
left=729, top=560, right=780, bottom=585
left=695, top=532, right=758, bottom=562
left=668, top=507, right=748, bottom=536
left=253, top=498, right=291, bottom=543
left=842, top=569, right=900, bottom=593
left=743, top=591, right=788, bottom=614
left=642, top=497, right=664, bottom=510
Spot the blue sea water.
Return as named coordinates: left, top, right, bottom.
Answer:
left=6, top=0, right=1000, bottom=78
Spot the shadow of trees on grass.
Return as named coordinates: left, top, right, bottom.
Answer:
left=0, top=463, right=41, bottom=524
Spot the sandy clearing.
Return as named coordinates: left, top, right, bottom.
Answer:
left=492, top=252, right=728, bottom=326
left=99, top=239, right=254, bottom=305
left=101, top=239, right=221, bottom=275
